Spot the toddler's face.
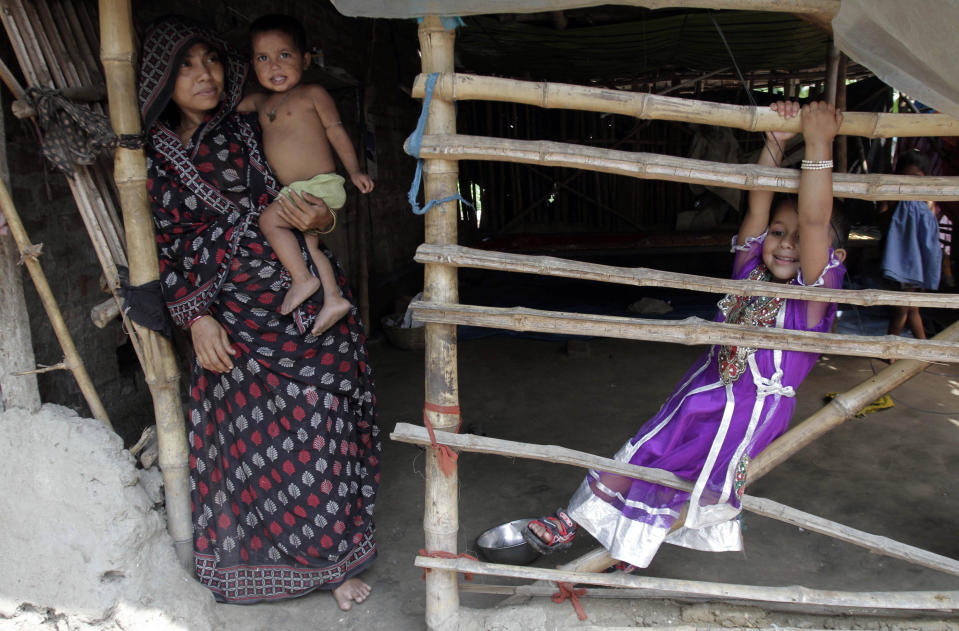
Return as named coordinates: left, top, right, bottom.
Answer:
left=251, top=30, right=309, bottom=93
left=762, top=203, right=801, bottom=282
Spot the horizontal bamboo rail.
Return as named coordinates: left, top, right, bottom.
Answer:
left=392, top=423, right=959, bottom=578
left=413, top=73, right=959, bottom=139
left=416, top=244, right=959, bottom=308
left=417, top=556, right=959, bottom=612
left=411, top=135, right=959, bottom=202
left=409, top=302, right=959, bottom=363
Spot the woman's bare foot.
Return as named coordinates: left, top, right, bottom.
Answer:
left=331, top=578, right=371, bottom=611
left=281, top=276, right=321, bottom=315
left=310, top=294, right=351, bottom=336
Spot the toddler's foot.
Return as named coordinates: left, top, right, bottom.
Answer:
left=523, top=509, right=577, bottom=555
left=311, top=294, right=351, bottom=336
left=281, top=276, right=321, bottom=315
left=332, top=578, right=371, bottom=611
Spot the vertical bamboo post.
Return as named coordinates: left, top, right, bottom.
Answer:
left=419, top=15, right=460, bottom=631
left=0, top=176, right=109, bottom=424
left=98, top=0, right=192, bottom=568
left=824, top=42, right=840, bottom=105
left=835, top=52, right=849, bottom=173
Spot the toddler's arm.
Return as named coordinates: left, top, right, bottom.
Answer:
left=237, top=93, right=266, bottom=114
left=797, top=101, right=842, bottom=284
left=739, top=101, right=800, bottom=243
left=309, top=85, right=375, bottom=194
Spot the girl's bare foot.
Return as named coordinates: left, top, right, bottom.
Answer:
left=331, top=578, right=371, bottom=611
left=310, top=294, right=351, bottom=336
left=281, top=276, right=321, bottom=315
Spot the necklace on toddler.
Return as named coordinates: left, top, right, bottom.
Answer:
left=266, top=90, right=293, bottom=122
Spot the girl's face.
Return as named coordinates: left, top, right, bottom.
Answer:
left=251, top=30, right=310, bottom=94
left=762, top=202, right=801, bottom=282
left=171, top=42, right=224, bottom=122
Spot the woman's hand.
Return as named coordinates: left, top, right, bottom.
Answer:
left=766, top=100, right=801, bottom=145
left=274, top=190, right=334, bottom=233
left=190, top=314, right=236, bottom=373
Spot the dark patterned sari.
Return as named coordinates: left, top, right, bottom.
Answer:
left=138, top=17, right=379, bottom=603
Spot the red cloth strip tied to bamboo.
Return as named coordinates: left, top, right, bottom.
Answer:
left=552, top=581, right=588, bottom=621
left=419, top=549, right=478, bottom=581
left=422, top=401, right=463, bottom=477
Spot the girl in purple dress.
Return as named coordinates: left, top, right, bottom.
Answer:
left=526, top=101, right=848, bottom=569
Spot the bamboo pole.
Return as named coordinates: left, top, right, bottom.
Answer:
left=418, top=15, right=461, bottom=631
left=415, top=244, right=959, bottom=308
left=410, top=302, right=959, bottom=363
left=0, top=174, right=110, bottom=426
left=392, top=423, right=959, bottom=578
left=749, top=321, right=959, bottom=483
left=417, top=556, right=959, bottom=612
left=98, top=0, right=191, bottom=568
left=411, top=135, right=959, bottom=202
left=411, top=74, right=959, bottom=139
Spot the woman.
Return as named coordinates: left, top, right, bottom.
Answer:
left=138, top=16, right=379, bottom=609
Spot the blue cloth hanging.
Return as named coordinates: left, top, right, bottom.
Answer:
left=404, top=72, right=474, bottom=216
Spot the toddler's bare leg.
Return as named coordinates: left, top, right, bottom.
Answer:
left=261, top=201, right=320, bottom=314
left=906, top=306, right=927, bottom=339
left=887, top=305, right=908, bottom=336
left=304, top=233, right=352, bottom=336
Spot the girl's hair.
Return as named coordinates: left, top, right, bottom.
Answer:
left=770, top=193, right=848, bottom=249
left=896, top=148, right=930, bottom=175
left=249, top=14, right=308, bottom=54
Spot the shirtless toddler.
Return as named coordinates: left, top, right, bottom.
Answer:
left=239, top=14, right=374, bottom=336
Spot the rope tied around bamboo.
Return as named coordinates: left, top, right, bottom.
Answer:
left=423, top=400, right=462, bottom=476
left=404, top=72, right=474, bottom=215
left=552, top=581, right=588, bottom=621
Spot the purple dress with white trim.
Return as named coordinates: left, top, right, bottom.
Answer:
left=567, top=232, right=845, bottom=568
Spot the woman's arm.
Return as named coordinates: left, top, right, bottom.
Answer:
left=190, top=314, right=236, bottom=373
left=272, top=190, right=335, bottom=233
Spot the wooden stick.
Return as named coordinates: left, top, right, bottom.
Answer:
left=415, top=244, right=959, bottom=308
left=750, top=321, right=959, bottom=482
left=417, top=556, right=959, bottom=612
left=412, top=73, right=959, bottom=139
left=0, top=56, right=25, bottom=99
left=14, top=361, right=67, bottom=376
left=0, top=174, right=110, bottom=426
left=99, top=0, right=191, bottom=569
left=411, top=135, right=959, bottom=202
left=393, top=423, right=959, bottom=578
left=409, top=301, right=959, bottom=363
left=418, top=15, right=461, bottom=631
left=464, top=583, right=959, bottom=618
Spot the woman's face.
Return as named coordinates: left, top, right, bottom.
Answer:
left=172, top=42, right=224, bottom=122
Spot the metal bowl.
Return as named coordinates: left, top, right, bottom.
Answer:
left=475, top=518, right=541, bottom=565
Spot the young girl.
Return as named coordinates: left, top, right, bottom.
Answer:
left=526, top=101, right=848, bottom=569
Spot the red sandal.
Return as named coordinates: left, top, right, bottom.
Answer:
left=523, top=509, right=577, bottom=555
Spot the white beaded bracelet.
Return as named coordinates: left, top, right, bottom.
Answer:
left=800, top=159, right=834, bottom=171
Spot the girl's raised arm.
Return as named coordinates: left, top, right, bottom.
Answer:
left=739, top=101, right=800, bottom=244
left=797, top=101, right=843, bottom=285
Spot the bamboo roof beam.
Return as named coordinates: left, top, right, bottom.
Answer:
left=412, top=73, right=959, bottom=139
left=415, top=244, right=959, bottom=308
left=410, top=301, right=959, bottom=363
left=415, top=555, right=959, bottom=613
left=411, top=134, right=959, bottom=201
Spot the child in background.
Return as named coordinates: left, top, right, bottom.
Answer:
left=880, top=149, right=940, bottom=339
left=525, top=102, right=848, bottom=568
left=239, top=14, right=374, bottom=335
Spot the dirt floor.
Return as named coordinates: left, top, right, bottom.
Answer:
left=5, top=306, right=959, bottom=630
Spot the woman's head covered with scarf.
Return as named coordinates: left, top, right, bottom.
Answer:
left=138, top=15, right=246, bottom=136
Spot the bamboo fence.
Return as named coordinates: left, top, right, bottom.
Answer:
left=403, top=10, right=959, bottom=630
